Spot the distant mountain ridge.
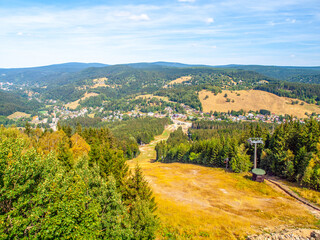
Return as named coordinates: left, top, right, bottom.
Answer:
left=0, top=62, right=108, bottom=85
left=1, top=61, right=320, bottom=84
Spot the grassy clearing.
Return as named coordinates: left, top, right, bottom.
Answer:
left=7, top=112, right=31, bottom=119
left=167, top=76, right=192, bottom=86
left=128, top=126, right=319, bottom=239
left=90, top=77, right=108, bottom=88
left=135, top=94, right=170, bottom=102
left=199, top=90, right=320, bottom=118
left=65, top=92, right=99, bottom=110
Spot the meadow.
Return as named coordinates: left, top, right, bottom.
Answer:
left=199, top=90, right=320, bottom=118
left=128, top=127, right=319, bottom=239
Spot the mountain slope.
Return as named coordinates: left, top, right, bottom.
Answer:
left=216, top=65, right=320, bottom=82
left=0, top=62, right=108, bottom=85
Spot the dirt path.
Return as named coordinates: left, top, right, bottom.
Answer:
left=265, top=177, right=320, bottom=219
left=127, top=125, right=319, bottom=239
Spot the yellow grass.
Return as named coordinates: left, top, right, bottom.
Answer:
left=167, top=76, right=192, bottom=86
left=90, top=77, right=108, bottom=88
left=200, top=90, right=320, bottom=118
left=92, top=77, right=108, bottom=83
left=127, top=127, right=319, bottom=239
left=7, top=112, right=31, bottom=119
left=135, top=94, right=170, bottom=102
left=290, top=187, right=320, bottom=207
left=65, top=92, right=99, bottom=110
left=105, top=84, right=121, bottom=88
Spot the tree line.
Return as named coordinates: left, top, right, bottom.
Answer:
left=156, top=119, right=320, bottom=191
left=0, top=124, right=158, bottom=239
left=59, top=117, right=171, bottom=159
left=255, top=81, right=320, bottom=104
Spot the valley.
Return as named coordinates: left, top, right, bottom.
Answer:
left=2, top=0, right=320, bottom=238
left=2, top=63, right=320, bottom=130
left=1, top=62, right=320, bottom=239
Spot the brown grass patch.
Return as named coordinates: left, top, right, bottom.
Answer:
left=167, top=76, right=192, bottom=86
left=290, top=187, right=320, bottom=207
left=127, top=126, right=319, bottom=239
left=7, top=112, right=31, bottom=119
left=135, top=94, right=170, bottom=102
left=65, top=92, right=99, bottom=110
left=90, top=77, right=108, bottom=88
left=200, top=90, right=320, bottom=118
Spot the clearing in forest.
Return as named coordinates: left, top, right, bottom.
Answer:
left=135, top=94, right=170, bottom=102
left=7, top=112, right=31, bottom=119
left=166, top=76, right=192, bottom=86
left=90, top=77, right=108, bottom=88
left=200, top=89, right=320, bottom=118
left=127, top=127, right=319, bottom=239
left=65, top=92, right=99, bottom=110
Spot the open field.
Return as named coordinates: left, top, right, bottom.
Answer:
left=199, top=90, right=320, bottom=118
left=90, top=77, right=108, bottom=88
left=65, top=92, right=99, bottom=110
left=135, top=94, right=170, bottom=102
left=127, top=127, right=319, bottom=239
left=7, top=111, right=31, bottom=119
left=167, top=76, right=192, bottom=85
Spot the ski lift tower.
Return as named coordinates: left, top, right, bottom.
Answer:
left=247, top=138, right=263, bottom=169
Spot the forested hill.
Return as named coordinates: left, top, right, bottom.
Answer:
left=0, top=62, right=108, bottom=85
left=25, top=64, right=274, bottom=103
left=2, top=61, right=320, bottom=117
left=0, top=90, right=43, bottom=116
left=2, top=62, right=320, bottom=86
left=217, top=65, right=320, bottom=83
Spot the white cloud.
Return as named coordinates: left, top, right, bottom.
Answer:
left=206, top=17, right=214, bottom=24
left=0, top=1, right=319, bottom=67
left=178, top=0, right=196, bottom=3
left=286, top=18, right=296, bottom=23
left=129, top=13, right=150, bottom=21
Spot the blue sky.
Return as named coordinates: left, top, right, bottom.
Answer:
left=0, top=0, right=319, bottom=67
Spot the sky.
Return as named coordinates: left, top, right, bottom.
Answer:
left=0, top=0, right=319, bottom=68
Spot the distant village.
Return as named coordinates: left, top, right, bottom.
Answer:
left=2, top=81, right=317, bottom=130
left=9, top=98, right=314, bottom=131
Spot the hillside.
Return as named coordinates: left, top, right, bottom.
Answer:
left=199, top=90, right=320, bottom=118
left=218, top=65, right=320, bottom=83
left=0, top=90, right=42, bottom=116
left=128, top=127, right=319, bottom=239
left=65, top=92, right=99, bottom=110
left=0, top=62, right=108, bottom=85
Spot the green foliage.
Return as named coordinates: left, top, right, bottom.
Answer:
left=230, top=144, right=253, bottom=173
left=156, top=86, right=202, bottom=111
left=167, top=127, right=189, bottom=146
left=0, top=126, right=158, bottom=239
left=259, top=109, right=271, bottom=115
left=256, top=81, right=320, bottom=103
left=0, top=90, right=43, bottom=116
left=157, top=121, right=272, bottom=174
left=125, top=165, right=158, bottom=239
left=263, top=119, right=320, bottom=190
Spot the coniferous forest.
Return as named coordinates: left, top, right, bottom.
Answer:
left=156, top=119, right=320, bottom=190
left=0, top=125, right=158, bottom=239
